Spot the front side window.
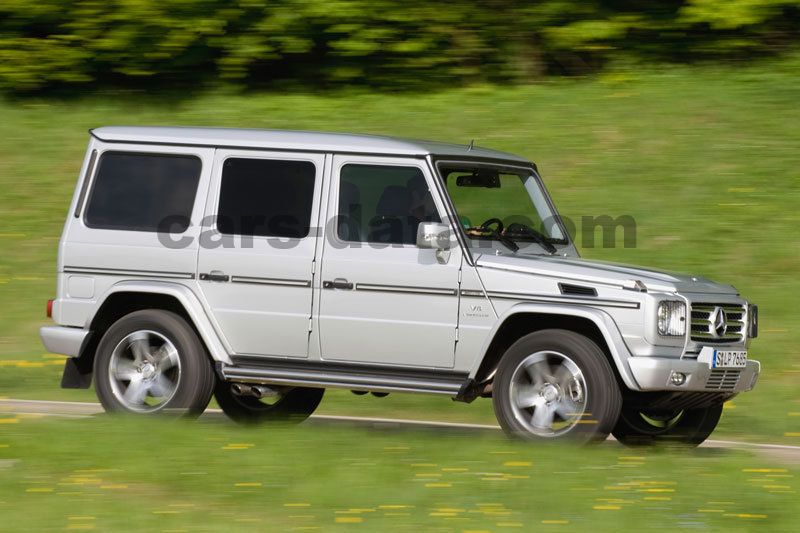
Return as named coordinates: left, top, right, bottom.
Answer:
left=337, top=164, right=440, bottom=245
left=441, top=163, right=567, bottom=254
left=84, top=152, right=201, bottom=232
left=217, top=158, right=316, bottom=238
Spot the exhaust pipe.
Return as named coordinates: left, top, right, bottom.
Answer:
left=231, top=383, right=250, bottom=396
left=250, top=385, right=278, bottom=399
left=230, top=383, right=279, bottom=398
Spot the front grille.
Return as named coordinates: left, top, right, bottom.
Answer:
left=706, top=369, right=741, bottom=391
left=690, top=303, right=746, bottom=343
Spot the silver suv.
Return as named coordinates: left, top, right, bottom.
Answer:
left=41, top=127, right=760, bottom=444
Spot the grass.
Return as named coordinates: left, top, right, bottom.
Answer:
left=0, top=55, right=799, bottom=443
left=1, top=414, right=798, bottom=532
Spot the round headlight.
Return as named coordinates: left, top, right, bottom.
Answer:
left=657, top=301, right=686, bottom=336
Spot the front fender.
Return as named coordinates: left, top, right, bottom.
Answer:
left=469, top=303, right=639, bottom=390
left=95, top=280, right=231, bottom=364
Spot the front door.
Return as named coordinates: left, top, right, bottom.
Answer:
left=317, top=155, right=461, bottom=368
left=197, top=149, right=325, bottom=358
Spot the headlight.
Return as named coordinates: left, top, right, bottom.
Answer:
left=657, top=301, right=686, bottom=336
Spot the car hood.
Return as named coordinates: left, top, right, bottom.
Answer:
left=475, top=254, right=738, bottom=295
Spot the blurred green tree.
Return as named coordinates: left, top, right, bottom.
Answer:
left=0, top=0, right=797, bottom=93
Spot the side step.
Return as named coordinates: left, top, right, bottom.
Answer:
left=218, top=357, right=468, bottom=397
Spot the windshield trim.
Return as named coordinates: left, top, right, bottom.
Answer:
left=432, top=158, right=573, bottom=253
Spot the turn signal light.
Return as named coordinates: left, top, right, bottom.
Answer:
left=46, top=299, right=53, bottom=318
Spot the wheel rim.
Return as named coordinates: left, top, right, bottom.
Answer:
left=108, top=330, right=181, bottom=412
left=509, top=350, right=588, bottom=437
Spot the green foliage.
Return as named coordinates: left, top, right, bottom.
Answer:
left=0, top=0, right=798, bottom=92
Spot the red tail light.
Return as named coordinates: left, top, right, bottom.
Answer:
left=46, top=299, right=53, bottom=318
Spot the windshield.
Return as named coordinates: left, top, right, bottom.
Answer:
left=439, top=162, right=568, bottom=254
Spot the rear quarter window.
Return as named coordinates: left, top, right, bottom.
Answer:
left=84, top=152, right=201, bottom=232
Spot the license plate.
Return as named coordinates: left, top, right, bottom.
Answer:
left=711, top=350, right=747, bottom=368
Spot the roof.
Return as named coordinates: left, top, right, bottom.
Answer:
left=91, top=126, right=530, bottom=164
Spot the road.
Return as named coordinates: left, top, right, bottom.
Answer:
left=2, top=398, right=799, bottom=463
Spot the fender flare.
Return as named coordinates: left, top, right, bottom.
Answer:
left=468, top=302, right=640, bottom=390
left=92, top=280, right=232, bottom=364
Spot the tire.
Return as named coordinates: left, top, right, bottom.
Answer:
left=93, top=309, right=216, bottom=417
left=612, top=404, right=723, bottom=447
left=214, top=382, right=324, bottom=424
left=492, top=329, right=622, bottom=443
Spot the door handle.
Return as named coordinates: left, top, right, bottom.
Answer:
left=323, top=278, right=353, bottom=290
left=199, top=270, right=230, bottom=282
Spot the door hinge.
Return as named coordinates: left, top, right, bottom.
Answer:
left=454, top=327, right=459, bottom=342
left=311, top=260, right=316, bottom=275
left=308, top=318, right=313, bottom=332
left=458, top=269, right=463, bottom=283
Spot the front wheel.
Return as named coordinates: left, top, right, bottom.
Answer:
left=214, top=382, right=324, bottom=424
left=612, top=404, right=723, bottom=447
left=492, top=329, right=622, bottom=443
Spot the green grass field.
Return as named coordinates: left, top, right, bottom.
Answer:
left=1, top=55, right=799, bottom=446
left=1, top=414, right=798, bottom=532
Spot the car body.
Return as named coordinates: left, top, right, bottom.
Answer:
left=40, top=127, right=760, bottom=443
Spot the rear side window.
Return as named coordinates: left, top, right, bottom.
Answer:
left=217, top=158, right=316, bottom=239
left=84, top=152, right=201, bottom=232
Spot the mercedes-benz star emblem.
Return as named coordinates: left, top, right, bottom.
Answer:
left=710, top=307, right=728, bottom=338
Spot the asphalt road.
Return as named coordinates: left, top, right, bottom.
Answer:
left=2, top=398, right=799, bottom=463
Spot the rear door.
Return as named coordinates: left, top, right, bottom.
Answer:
left=196, top=149, right=325, bottom=358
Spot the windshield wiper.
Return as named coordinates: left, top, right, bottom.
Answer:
left=534, top=235, right=557, bottom=255
left=505, top=224, right=557, bottom=254
left=491, top=230, right=519, bottom=253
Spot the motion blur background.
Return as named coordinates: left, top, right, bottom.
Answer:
left=1, top=1, right=799, bottom=531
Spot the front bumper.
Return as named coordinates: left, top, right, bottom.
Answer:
left=629, top=356, right=760, bottom=393
left=40, top=326, right=90, bottom=357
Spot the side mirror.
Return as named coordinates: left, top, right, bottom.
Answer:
left=417, top=222, right=453, bottom=263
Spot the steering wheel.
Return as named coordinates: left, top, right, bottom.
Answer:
left=480, top=218, right=504, bottom=234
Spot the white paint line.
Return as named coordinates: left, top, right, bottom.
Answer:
left=311, top=413, right=500, bottom=431
left=2, top=398, right=800, bottom=452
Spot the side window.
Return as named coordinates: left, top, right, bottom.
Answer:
left=217, top=158, right=316, bottom=238
left=337, top=164, right=440, bottom=245
left=84, top=152, right=201, bottom=232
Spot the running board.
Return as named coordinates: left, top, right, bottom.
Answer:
left=218, top=358, right=468, bottom=397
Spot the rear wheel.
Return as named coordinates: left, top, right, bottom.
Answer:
left=492, top=329, right=622, bottom=443
left=94, top=309, right=215, bottom=416
left=214, top=382, right=324, bottom=424
left=612, top=404, right=723, bottom=446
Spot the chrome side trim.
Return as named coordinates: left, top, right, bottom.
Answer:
left=355, top=283, right=457, bottom=296
left=230, top=276, right=311, bottom=287
left=63, top=266, right=195, bottom=280
left=459, top=289, right=486, bottom=298
left=221, top=365, right=465, bottom=396
left=485, top=290, right=640, bottom=309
